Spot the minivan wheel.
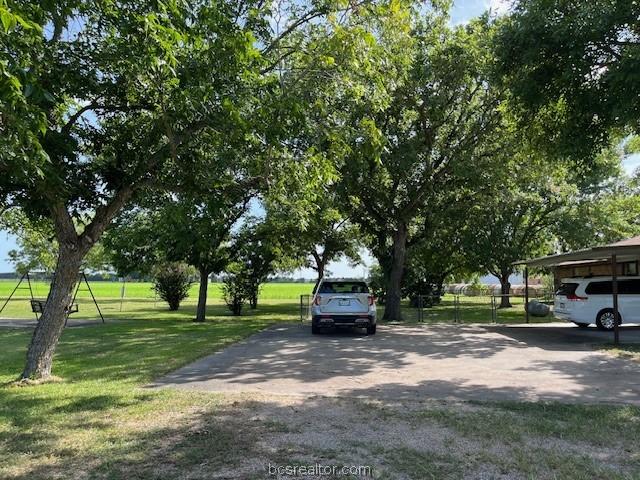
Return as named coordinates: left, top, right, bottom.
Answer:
left=573, top=322, right=589, bottom=329
left=596, top=310, right=621, bottom=331
left=311, top=324, right=320, bottom=334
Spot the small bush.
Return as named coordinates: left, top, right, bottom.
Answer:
left=222, top=270, right=252, bottom=316
left=153, top=262, right=193, bottom=310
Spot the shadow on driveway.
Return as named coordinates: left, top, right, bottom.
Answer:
left=151, top=322, right=640, bottom=404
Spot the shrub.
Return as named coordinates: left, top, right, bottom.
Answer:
left=222, top=268, right=252, bottom=316
left=153, top=262, right=193, bottom=310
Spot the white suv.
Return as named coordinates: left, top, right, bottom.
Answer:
left=310, top=280, right=377, bottom=334
left=554, top=276, right=640, bottom=330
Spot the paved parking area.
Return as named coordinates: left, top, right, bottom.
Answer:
left=153, top=323, right=640, bottom=404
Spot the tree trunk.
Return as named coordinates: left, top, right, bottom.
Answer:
left=21, top=171, right=135, bottom=380
left=195, top=268, right=210, bottom=322
left=21, top=245, right=83, bottom=379
left=382, top=224, right=408, bottom=321
left=499, top=272, right=512, bottom=309
left=311, top=250, right=325, bottom=293
left=249, top=289, right=258, bottom=309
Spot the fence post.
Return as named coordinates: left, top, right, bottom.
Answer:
left=120, top=278, right=126, bottom=312
left=524, top=266, right=530, bottom=324
left=491, top=295, right=496, bottom=323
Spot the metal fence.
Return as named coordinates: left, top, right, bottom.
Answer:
left=298, top=291, right=552, bottom=325
left=380, top=291, right=555, bottom=324
left=300, top=294, right=311, bottom=323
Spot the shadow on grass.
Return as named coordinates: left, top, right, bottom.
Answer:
left=2, top=394, right=639, bottom=480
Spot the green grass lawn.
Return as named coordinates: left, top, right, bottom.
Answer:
left=1, top=278, right=545, bottom=325
left=0, top=280, right=312, bottom=320
left=0, top=298, right=638, bottom=479
left=0, top=307, right=290, bottom=479
left=0, top=279, right=314, bottom=301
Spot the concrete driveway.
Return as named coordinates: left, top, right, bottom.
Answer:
left=153, top=323, right=640, bottom=404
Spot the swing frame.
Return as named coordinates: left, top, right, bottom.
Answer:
left=0, top=271, right=105, bottom=324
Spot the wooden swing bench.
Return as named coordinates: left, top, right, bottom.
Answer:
left=30, top=299, right=79, bottom=315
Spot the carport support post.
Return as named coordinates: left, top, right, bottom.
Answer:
left=612, top=254, right=620, bottom=346
left=524, top=266, right=529, bottom=324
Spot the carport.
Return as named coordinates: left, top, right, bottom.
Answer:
left=516, top=235, right=640, bottom=345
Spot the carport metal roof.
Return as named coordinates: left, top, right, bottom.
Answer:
left=513, top=235, right=640, bottom=268
left=513, top=235, right=640, bottom=345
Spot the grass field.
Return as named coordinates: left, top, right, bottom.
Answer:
left=0, top=280, right=313, bottom=321
left=1, top=307, right=638, bottom=479
left=0, top=279, right=543, bottom=324
left=0, top=279, right=314, bottom=301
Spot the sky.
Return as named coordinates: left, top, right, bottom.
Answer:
left=0, top=0, right=636, bottom=281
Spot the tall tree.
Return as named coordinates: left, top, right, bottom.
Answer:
left=337, top=17, right=506, bottom=320
left=1, top=0, right=369, bottom=379
left=161, top=191, right=250, bottom=322
left=468, top=163, right=572, bottom=308
left=105, top=187, right=251, bottom=322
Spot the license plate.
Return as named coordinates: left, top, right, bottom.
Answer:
left=339, top=299, right=350, bottom=306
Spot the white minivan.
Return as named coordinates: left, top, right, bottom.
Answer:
left=554, top=277, right=640, bottom=330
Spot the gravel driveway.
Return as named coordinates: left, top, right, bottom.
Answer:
left=153, top=323, right=640, bottom=404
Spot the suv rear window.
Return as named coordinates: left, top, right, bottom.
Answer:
left=317, top=282, right=369, bottom=294
left=556, top=283, right=578, bottom=296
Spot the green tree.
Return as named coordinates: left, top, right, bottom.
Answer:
left=468, top=163, right=572, bottom=308
left=164, top=192, right=250, bottom=322
left=467, top=136, right=632, bottom=308
left=494, top=0, right=640, bottom=159
left=337, top=18, right=507, bottom=320
left=230, top=219, right=282, bottom=309
left=153, top=262, right=194, bottom=311
left=221, top=266, right=252, bottom=316
left=105, top=188, right=250, bottom=322
left=269, top=194, right=362, bottom=288
left=556, top=174, right=640, bottom=250
left=0, top=0, right=366, bottom=380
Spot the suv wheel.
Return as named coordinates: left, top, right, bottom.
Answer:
left=367, top=324, right=376, bottom=335
left=311, top=324, right=320, bottom=334
left=596, top=309, right=621, bottom=331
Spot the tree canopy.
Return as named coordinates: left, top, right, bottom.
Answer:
left=494, top=0, right=640, bottom=158
left=1, top=0, right=385, bottom=379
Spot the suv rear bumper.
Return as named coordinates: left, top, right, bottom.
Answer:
left=312, top=314, right=375, bottom=327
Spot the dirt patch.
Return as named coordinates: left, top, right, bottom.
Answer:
left=163, top=393, right=638, bottom=479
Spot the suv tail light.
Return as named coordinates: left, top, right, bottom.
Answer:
left=566, top=293, right=588, bottom=301
left=368, top=295, right=376, bottom=306
left=314, top=295, right=321, bottom=306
